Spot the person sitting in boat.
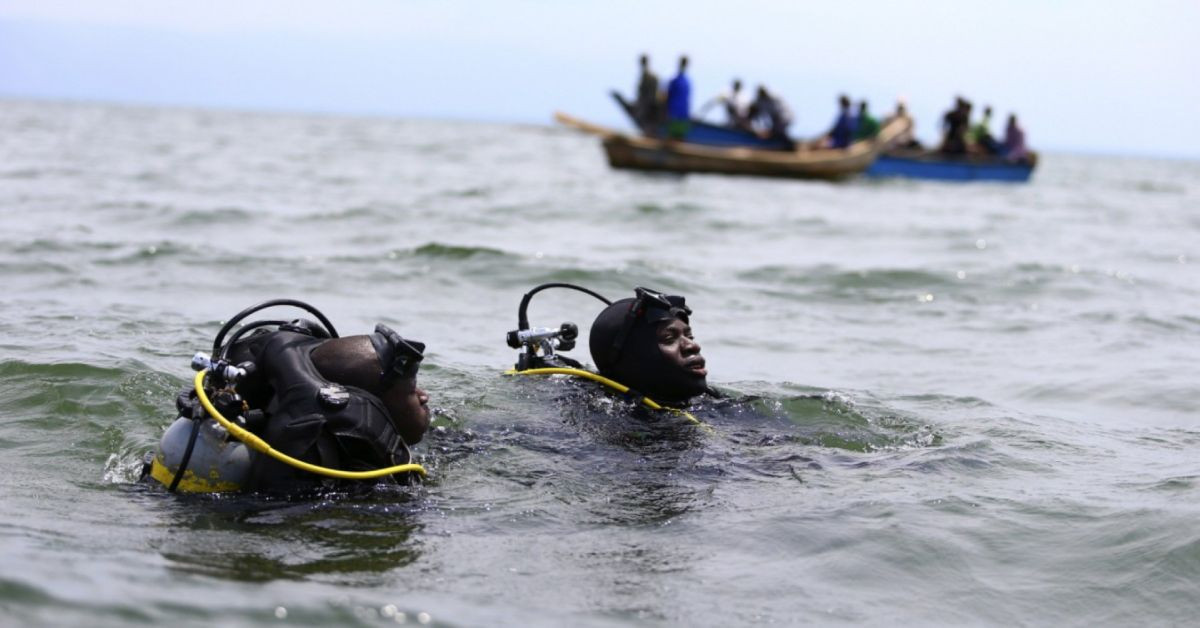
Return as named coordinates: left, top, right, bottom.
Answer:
left=146, top=300, right=432, bottom=495
left=967, top=105, right=1001, bottom=155
left=822, top=94, right=857, bottom=149
left=939, top=97, right=971, bottom=155
left=1002, top=114, right=1030, bottom=163
left=698, top=78, right=751, bottom=131
left=884, top=100, right=922, bottom=149
left=633, top=53, right=661, bottom=134
left=664, top=55, right=692, bottom=140
left=747, top=86, right=795, bottom=147
left=853, top=100, right=880, bottom=140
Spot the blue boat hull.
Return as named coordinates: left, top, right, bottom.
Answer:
left=669, top=121, right=792, bottom=150
left=866, top=153, right=1036, bottom=182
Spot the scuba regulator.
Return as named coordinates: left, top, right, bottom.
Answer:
left=505, top=282, right=611, bottom=371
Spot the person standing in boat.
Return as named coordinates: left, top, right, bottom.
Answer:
left=747, top=86, right=794, bottom=147
left=853, top=100, right=880, bottom=140
left=823, top=94, right=856, bottom=149
left=664, top=55, right=692, bottom=140
left=698, top=78, right=751, bottom=131
left=633, top=54, right=661, bottom=134
left=939, top=97, right=971, bottom=155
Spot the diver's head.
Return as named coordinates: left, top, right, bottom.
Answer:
left=588, top=287, right=708, bottom=404
left=311, top=324, right=430, bottom=444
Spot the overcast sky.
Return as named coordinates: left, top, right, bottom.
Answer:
left=2, top=0, right=1197, bottom=158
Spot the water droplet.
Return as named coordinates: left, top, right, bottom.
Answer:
left=1178, top=255, right=1187, bottom=264
left=274, top=606, right=287, bottom=619
left=975, top=239, right=987, bottom=250
left=417, top=612, right=432, bottom=625
left=395, top=611, right=408, bottom=624
left=382, top=604, right=397, bottom=618
left=1070, top=264, right=1080, bottom=274
left=955, top=270, right=966, bottom=280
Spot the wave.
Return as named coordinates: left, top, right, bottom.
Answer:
left=409, top=242, right=512, bottom=260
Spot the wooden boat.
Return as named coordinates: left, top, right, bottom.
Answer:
left=555, top=112, right=913, bottom=181
left=866, top=148, right=1038, bottom=182
left=610, top=91, right=792, bottom=150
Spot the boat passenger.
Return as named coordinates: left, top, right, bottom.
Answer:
left=967, top=105, right=1000, bottom=155
left=633, top=54, right=661, bottom=133
left=145, top=301, right=431, bottom=495
left=825, top=94, right=856, bottom=149
left=589, top=288, right=714, bottom=406
left=884, top=100, right=922, bottom=149
left=939, top=97, right=971, bottom=155
left=698, top=78, right=751, bottom=130
left=747, top=86, right=795, bottom=147
left=1002, top=114, right=1029, bottom=162
left=665, top=55, right=692, bottom=140
left=853, top=100, right=880, bottom=140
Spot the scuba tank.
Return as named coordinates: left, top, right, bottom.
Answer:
left=148, top=412, right=253, bottom=493
left=145, top=354, right=263, bottom=494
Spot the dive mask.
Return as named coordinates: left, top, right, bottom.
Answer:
left=371, top=324, right=425, bottom=384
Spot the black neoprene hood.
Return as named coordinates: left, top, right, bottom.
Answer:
left=588, top=293, right=707, bottom=403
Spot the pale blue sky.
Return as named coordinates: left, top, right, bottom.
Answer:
left=2, top=0, right=1197, bottom=158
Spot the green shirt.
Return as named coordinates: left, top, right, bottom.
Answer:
left=854, top=114, right=880, bottom=140
left=968, top=116, right=993, bottom=143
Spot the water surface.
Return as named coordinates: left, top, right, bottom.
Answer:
left=1, top=100, right=1198, bottom=625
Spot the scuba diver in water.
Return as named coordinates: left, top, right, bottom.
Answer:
left=145, top=299, right=430, bottom=495
left=506, top=284, right=718, bottom=419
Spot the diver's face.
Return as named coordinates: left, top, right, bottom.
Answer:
left=382, top=376, right=431, bottom=445
left=656, top=318, right=706, bottom=379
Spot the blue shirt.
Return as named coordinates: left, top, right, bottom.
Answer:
left=665, top=72, right=691, bottom=120
left=830, top=112, right=855, bottom=148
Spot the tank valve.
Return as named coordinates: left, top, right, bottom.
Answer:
left=191, top=352, right=249, bottom=382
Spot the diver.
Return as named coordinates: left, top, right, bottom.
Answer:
left=589, top=288, right=713, bottom=405
left=506, top=284, right=718, bottom=420
left=145, top=299, right=430, bottom=495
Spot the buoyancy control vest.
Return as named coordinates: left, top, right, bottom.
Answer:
left=148, top=328, right=416, bottom=494
left=240, top=330, right=416, bottom=493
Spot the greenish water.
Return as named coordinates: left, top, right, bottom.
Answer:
left=1, top=99, right=1198, bottom=626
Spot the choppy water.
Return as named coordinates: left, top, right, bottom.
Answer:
left=1, top=99, right=1198, bottom=626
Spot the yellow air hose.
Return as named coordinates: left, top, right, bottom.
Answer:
left=505, top=366, right=712, bottom=432
left=193, top=370, right=427, bottom=479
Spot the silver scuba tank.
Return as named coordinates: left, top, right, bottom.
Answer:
left=148, top=415, right=252, bottom=493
